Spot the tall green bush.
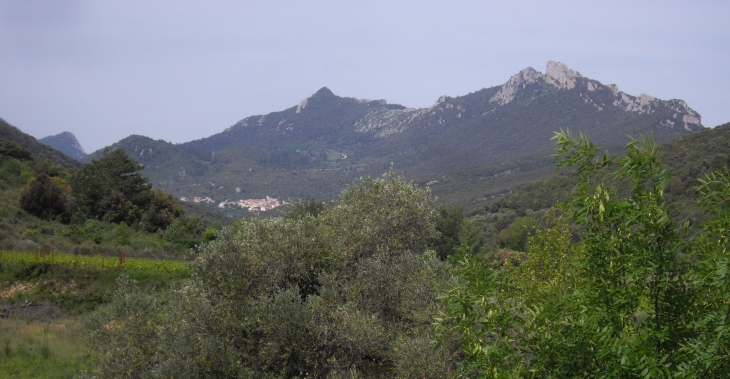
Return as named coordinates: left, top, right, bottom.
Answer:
left=86, top=171, right=459, bottom=378
left=437, top=131, right=730, bottom=378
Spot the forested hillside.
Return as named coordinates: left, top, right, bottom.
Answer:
left=469, top=121, right=730, bottom=251
left=0, top=118, right=81, bottom=169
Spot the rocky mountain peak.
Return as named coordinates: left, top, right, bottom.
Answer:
left=545, top=61, right=582, bottom=90
left=490, top=67, right=543, bottom=105
left=313, top=86, right=335, bottom=97
left=296, top=87, right=337, bottom=113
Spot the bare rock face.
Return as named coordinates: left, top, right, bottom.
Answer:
left=487, top=61, right=703, bottom=130
left=683, top=115, right=702, bottom=130
left=619, top=93, right=657, bottom=113
left=545, top=61, right=582, bottom=90
left=606, top=84, right=620, bottom=96
left=490, top=61, right=583, bottom=105
left=490, top=67, right=544, bottom=105
left=296, top=98, right=308, bottom=113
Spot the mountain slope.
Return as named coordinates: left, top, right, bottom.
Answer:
left=469, top=121, right=730, bottom=249
left=0, top=118, right=81, bottom=169
left=88, top=61, right=703, bottom=209
left=187, top=61, right=701, bottom=172
left=39, top=132, right=87, bottom=160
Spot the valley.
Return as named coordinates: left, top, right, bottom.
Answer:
left=3, top=60, right=728, bottom=378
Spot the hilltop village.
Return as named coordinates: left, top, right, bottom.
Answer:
left=179, top=196, right=285, bottom=212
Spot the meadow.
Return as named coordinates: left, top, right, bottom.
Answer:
left=0, top=250, right=191, bottom=378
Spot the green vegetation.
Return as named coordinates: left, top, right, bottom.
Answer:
left=83, top=171, right=461, bottom=378
left=0, top=251, right=190, bottom=273
left=468, top=122, right=730, bottom=253
left=1, top=253, right=189, bottom=314
left=0, top=119, right=80, bottom=169
left=0, top=318, right=93, bottom=379
left=0, top=252, right=190, bottom=378
left=3, top=105, right=728, bottom=377
left=81, top=127, right=730, bottom=377
left=71, top=149, right=183, bottom=232
left=437, top=130, right=730, bottom=377
left=0, top=141, right=222, bottom=258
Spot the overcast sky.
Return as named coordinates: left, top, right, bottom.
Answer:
left=1, top=1, right=728, bottom=153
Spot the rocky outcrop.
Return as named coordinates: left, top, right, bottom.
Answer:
left=485, top=61, right=702, bottom=130
left=545, top=61, right=582, bottom=90
left=490, top=67, right=543, bottom=105
left=296, top=98, right=308, bottom=113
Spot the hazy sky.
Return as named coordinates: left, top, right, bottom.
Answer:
left=1, top=1, right=729, bottom=153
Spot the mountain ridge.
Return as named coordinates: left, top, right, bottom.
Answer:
left=0, top=119, right=81, bottom=169
left=85, top=61, right=704, bottom=212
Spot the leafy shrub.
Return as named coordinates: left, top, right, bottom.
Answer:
left=86, top=171, right=459, bottom=378
left=438, top=131, right=730, bottom=377
left=19, top=173, right=69, bottom=221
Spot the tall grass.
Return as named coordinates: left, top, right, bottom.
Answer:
left=0, top=250, right=190, bottom=272
left=0, top=317, right=93, bottom=378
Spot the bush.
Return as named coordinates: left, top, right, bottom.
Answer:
left=19, top=173, right=68, bottom=221
left=438, top=131, right=730, bottom=377
left=86, top=171, right=459, bottom=378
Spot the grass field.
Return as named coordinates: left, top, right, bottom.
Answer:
left=0, top=250, right=191, bottom=273
left=0, top=317, right=93, bottom=378
left=1, top=250, right=193, bottom=377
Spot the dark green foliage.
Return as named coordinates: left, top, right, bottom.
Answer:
left=0, top=119, right=80, bottom=168
left=432, top=204, right=465, bottom=260
left=163, top=215, right=206, bottom=248
left=19, top=173, right=68, bottom=221
left=71, top=149, right=182, bottom=232
left=138, top=188, right=184, bottom=233
left=495, top=216, right=537, bottom=252
left=431, top=204, right=486, bottom=259
left=284, top=198, right=328, bottom=220
left=0, top=139, right=33, bottom=162
left=71, top=149, right=152, bottom=225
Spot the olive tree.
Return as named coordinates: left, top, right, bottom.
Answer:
left=86, top=170, right=459, bottom=378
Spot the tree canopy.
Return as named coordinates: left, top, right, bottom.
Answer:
left=70, top=148, right=182, bottom=231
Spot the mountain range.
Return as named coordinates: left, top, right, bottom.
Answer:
left=80, top=61, right=701, bottom=214
left=7, top=61, right=704, bottom=215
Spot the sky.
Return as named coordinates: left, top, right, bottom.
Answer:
left=1, top=0, right=729, bottom=153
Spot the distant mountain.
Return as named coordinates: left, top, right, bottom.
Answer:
left=39, top=131, right=87, bottom=160
left=89, top=61, right=704, bottom=210
left=0, top=118, right=81, bottom=169
left=187, top=61, right=701, bottom=172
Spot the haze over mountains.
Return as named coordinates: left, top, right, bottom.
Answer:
left=39, top=132, right=87, bottom=160
left=10, top=61, right=703, bottom=214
